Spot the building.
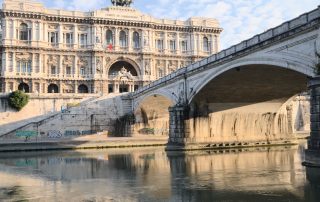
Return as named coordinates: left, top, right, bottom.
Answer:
left=0, top=0, right=222, bottom=94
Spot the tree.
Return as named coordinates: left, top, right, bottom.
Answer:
left=8, top=90, right=29, bottom=111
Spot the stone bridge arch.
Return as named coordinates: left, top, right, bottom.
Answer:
left=167, top=53, right=316, bottom=149
left=133, top=90, right=177, bottom=136
left=188, top=53, right=315, bottom=103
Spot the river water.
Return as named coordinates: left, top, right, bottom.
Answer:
left=0, top=141, right=319, bottom=202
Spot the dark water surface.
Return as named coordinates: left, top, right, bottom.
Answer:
left=0, top=141, right=319, bottom=202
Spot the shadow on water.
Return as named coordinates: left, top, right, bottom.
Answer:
left=0, top=143, right=319, bottom=201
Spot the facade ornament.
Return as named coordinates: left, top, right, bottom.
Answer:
left=111, top=0, right=133, bottom=7
left=118, top=66, right=133, bottom=80
left=96, top=59, right=102, bottom=72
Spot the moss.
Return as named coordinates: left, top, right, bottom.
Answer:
left=8, top=90, right=29, bottom=111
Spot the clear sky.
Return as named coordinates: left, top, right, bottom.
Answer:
left=2, top=0, right=319, bottom=49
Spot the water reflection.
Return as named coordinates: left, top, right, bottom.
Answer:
left=0, top=142, right=319, bottom=201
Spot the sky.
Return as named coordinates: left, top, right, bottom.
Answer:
left=1, top=0, right=319, bottom=49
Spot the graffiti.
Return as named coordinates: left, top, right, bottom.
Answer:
left=64, top=130, right=96, bottom=136
left=16, top=131, right=37, bottom=137
left=46, top=130, right=96, bottom=138
left=47, top=130, right=62, bottom=138
left=64, top=130, right=81, bottom=136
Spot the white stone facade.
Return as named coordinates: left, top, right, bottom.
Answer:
left=0, top=0, right=222, bottom=94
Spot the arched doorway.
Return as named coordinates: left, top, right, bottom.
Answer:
left=48, top=84, right=59, bottom=93
left=18, top=82, right=30, bottom=93
left=108, top=61, right=138, bottom=77
left=78, top=84, right=89, bottom=93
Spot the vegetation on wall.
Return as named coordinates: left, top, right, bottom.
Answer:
left=8, top=90, right=30, bottom=111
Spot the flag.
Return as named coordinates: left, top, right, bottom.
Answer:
left=107, top=43, right=113, bottom=50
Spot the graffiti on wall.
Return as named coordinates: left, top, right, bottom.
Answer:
left=47, top=130, right=63, bottom=138
left=16, top=131, right=37, bottom=137
left=46, top=130, right=96, bottom=138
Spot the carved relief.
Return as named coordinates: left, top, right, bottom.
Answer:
left=96, top=58, right=102, bottom=73
left=16, top=53, right=32, bottom=61
left=63, top=56, right=73, bottom=65
left=168, top=61, right=177, bottom=73
left=78, top=57, right=88, bottom=66
left=47, top=55, right=58, bottom=65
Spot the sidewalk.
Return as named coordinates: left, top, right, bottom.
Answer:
left=0, top=135, right=168, bottom=152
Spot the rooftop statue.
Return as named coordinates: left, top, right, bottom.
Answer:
left=111, top=0, right=133, bottom=7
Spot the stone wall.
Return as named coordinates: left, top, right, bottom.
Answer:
left=0, top=93, right=98, bottom=136
left=0, top=94, right=130, bottom=142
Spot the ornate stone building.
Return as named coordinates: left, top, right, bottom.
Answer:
left=0, top=0, right=222, bottom=94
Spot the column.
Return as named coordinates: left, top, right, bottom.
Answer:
left=164, top=31, right=168, bottom=53
left=31, top=53, right=35, bottom=75
left=39, top=54, right=42, bottom=74
left=211, top=34, right=215, bottom=54
left=59, top=55, right=63, bottom=76
left=58, top=23, right=63, bottom=48
left=128, top=29, right=132, bottom=51
left=176, top=32, right=180, bottom=54
left=31, top=21, right=36, bottom=42
left=304, top=77, right=320, bottom=167
left=73, top=24, right=78, bottom=49
left=114, top=27, right=119, bottom=51
left=12, top=52, right=16, bottom=74
left=13, top=20, right=17, bottom=40
left=43, top=23, right=48, bottom=42
left=74, top=55, right=78, bottom=78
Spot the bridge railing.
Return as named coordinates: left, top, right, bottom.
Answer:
left=133, top=6, right=320, bottom=96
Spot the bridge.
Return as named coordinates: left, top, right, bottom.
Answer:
left=130, top=6, right=320, bottom=154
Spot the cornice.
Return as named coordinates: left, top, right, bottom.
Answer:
left=1, top=10, right=223, bottom=34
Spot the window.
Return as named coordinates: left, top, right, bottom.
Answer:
left=51, top=66, right=57, bottom=75
left=133, top=31, right=140, bottom=48
left=19, top=23, right=30, bottom=41
left=169, top=40, right=176, bottom=51
left=79, top=34, right=87, bottom=48
left=66, top=66, right=71, bottom=75
left=64, top=33, right=73, bottom=46
left=16, top=61, right=32, bottom=73
left=80, top=67, right=85, bottom=76
left=181, top=41, right=187, bottom=52
left=106, top=30, right=113, bottom=45
left=49, top=32, right=58, bottom=45
left=119, top=31, right=127, bottom=47
left=203, top=37, right=209, bottom=52
left=156, top=39, right=163, bottom=50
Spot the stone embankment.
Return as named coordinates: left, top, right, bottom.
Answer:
left=0, top=135, right=168, bottom=152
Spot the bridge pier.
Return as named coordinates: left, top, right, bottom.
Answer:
left=168, top=105, right=189, bottom=147
left=305, top=77, right=320, bottom=167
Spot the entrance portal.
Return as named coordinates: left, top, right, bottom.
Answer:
left=119, top=84, right=129, bottom=93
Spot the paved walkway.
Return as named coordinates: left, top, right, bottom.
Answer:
left=0, top=135, right=168, bottom=152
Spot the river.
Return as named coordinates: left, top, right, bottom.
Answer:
left=0, top=140, right=319, bottom=202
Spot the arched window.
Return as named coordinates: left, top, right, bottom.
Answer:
left=48, top=84, right=59, bottom=93
left=133, top=31, right=140, bottom=48
left=18, top=82, right=30, bottom=93
left=119, top=30, right=127, bottom=47
left=203, top=37, right=209, bottom=52
left=78, top=84, right=89, bottom=93
left=19, top=23, right=29, bottom=41
left=106, top=30, right=113, bottom=45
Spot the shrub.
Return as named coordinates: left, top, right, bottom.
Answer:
left=8, top=90, right=29, bottom=111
